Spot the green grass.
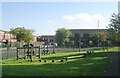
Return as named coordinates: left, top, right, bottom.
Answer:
left=1, top=47, right=119, bottom=76
left=92, top=47, right=119, bottom=52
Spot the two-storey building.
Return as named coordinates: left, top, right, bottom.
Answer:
left=37, top=29, right=109, bottom=47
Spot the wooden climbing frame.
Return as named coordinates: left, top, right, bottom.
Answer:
left=16, top=46, right=41, bottom=62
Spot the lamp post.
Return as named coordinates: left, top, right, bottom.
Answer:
left=97, top=20, right=100, bottom=47
left=107, top=40, right=110, bottom=51
left=63, top=42, right=65, bottom=52
left=79, top=34, right=83, bottom=52
left=79, top=36, right=81, bottom=52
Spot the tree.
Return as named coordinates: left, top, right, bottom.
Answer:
left=55, top=28, right=71, bottom=46
left=23, top=29, right=34, bottom=43
left=108, top=13, right=120, bottom=44
left=10, top=27, right=34, bottom=44
left=93, top=32, right=107, bottom=50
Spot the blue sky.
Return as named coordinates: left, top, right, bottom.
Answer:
left=1, top=2, right=118, bottom=35
left=1, top=0, right=119, bottom=2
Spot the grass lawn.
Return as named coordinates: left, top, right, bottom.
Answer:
left=1, top=47, right=119, bottom=76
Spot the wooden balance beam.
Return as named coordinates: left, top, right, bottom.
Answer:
left=63, top=55, right=85, bottom=61
left=67, top=55, right=85, bottom=59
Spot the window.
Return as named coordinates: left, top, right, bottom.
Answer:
left=80, top=33, right=83, bottom=37
left=89, top=33, right=93, bottom=37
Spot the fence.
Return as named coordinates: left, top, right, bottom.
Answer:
left=0, top=41, right=104, bottom=60
left=0, top=42, right=44, bottom=48
left=0, top=46, right=103, bottom=60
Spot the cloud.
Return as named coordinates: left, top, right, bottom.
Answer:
left=62, top=13, right=104, bottom=22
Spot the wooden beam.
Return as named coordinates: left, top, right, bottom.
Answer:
left=38, top=46, right=41, bottom=59
left=17, top=48, right=19, bottom=60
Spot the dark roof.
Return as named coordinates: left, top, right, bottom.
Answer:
left=41, top=35, right=55, bottom=37
left=40, top=29, right=108, bottom=37
left=0, top=29, right=5, bottom=32
left=0, top=29, right=10, bottom=33
left=69, top=29, right=108, bottom=31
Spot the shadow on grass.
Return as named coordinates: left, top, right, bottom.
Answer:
left=40, top=53, right=86, bottom=60
left=2, top=51, right=114, bottom=76
left=40, top=51, right=119, bottom=61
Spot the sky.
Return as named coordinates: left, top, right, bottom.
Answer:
left=1, top=0, right=119, bottom=2
left=1, top=1, right=119, bottom=35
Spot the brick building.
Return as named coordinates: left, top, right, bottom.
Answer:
left=69, top=29, right=109, bottom=47
left=37, top=35, right=55, bottom=45
left=37, top=29, right=109, bottom=47
left=0, top=29, right=38, bottom=47
left=0, top=30, right=17, bottom=46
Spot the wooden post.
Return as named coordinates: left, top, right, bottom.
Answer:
left=38, top=46, right=41, bottom=59
left=17, top=48, right=19, bottom=60
left=53, top=43, right=55, bottom=54
left=24, top=47, right=26, bottom=59
left=6, top=44, right=9, bottom=59
left=28, top=47, right=32, bottom=62
left=53, top=39, right=55, bottom=54
left=30, top=47, right=32, bottom=62
left=27, top=47, right=29, bottom=56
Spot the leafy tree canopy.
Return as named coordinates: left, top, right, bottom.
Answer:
left=108, top=13, right=120, bottom=41
left=10, top=27, right=34, bottom=43
left=55, top=28, right=71, bottom=46
left=93, top=32, right=107, bottom=50
left=93, top=32, right=107, bottom=42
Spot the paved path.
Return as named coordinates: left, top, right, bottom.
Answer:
left=102, top=52, right=120, bottom=76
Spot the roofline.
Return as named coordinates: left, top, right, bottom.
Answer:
left=40, top=35, right=55, bottom=37
left=0, top=29, right=10, bottom=33
left=40, top=29, right=108, bottom=36
left=69, top=29, right=108, bottom=31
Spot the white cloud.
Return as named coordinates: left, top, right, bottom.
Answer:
left=62, top=13, right=104, bottom=22
left=93, top=14, right=104, bottom=20
left=61, top=13, right=108, bottom=29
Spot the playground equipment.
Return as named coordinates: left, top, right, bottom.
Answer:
left=62, top=50, right=94, bottom=61
left=16, top=44, right=41, bottom=62
left=41, top=44, right=55, bottom=55
left=16, top=43, right=56, bottom=62
left=42, top=47, right=50, bottom=55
